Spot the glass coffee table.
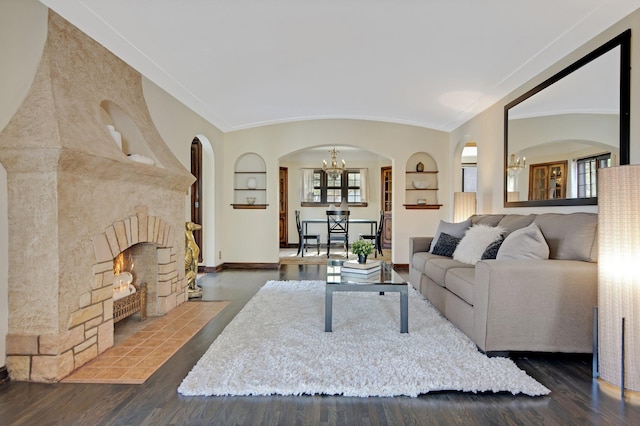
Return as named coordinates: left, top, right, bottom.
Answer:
left=325, top=260, right=408, bottom=333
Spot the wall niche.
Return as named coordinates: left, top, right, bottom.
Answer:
left=232, top=152, right=267, bottom=209
left=100, top=100, right=162, bottom=167
left=404, top=152, right=441, bottom=209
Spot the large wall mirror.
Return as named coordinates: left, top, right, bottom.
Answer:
left=504, top=29, right=630, bottom=207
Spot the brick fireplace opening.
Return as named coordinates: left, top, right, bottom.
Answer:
left=113, top=243, right=156, bottom=318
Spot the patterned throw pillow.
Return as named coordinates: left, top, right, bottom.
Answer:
left=429, top=218, right=472, bottom=253
left=431, top=233, right=461, bottom=257
left=481, top=239, right=504, bottom=260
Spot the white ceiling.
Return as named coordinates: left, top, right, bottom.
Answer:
left=41, top=0, right=640, bottom=133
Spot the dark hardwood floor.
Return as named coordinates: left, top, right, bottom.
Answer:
left=1, top=265, right=638, bottom=425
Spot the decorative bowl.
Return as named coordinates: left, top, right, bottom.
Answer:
left=246, top=197, right=256, bottom=205
left=412, top=180, right=429, bottom=189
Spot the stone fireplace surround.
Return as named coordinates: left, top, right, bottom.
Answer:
left=6, top=208, right=179, bottom=382
left=0, top=12, right=194, bottom=381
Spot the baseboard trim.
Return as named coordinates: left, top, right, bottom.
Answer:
left=199, top=265, right=223, bottom=273
left=393, top=263, right=409, bottom=270
left=0, top=366, right=10, bottom=386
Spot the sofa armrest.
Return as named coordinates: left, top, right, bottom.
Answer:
left=409, top=237, right=433, bottom=257
left=473, top=259, right=597, bottom=353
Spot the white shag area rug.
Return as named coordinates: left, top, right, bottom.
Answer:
left=178, top=280, right=550, bottom=397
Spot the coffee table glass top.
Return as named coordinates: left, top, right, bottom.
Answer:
left=326, top=260, right=406, bottom=285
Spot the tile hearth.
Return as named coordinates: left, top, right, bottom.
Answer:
left=62, top=300, right=229, bottom=384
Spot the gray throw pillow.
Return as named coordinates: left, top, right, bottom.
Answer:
left=497, top=214, right=536, bottom=236
left=496, top=222, right=550, bottom=260
left=431, top=233, right=461, bottom=257
left=429, top=218, right=472, bottom=253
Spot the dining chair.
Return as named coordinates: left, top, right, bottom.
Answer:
left=326, top=209, right=350, bottom=258
left=295, top=210, right=320, bottom=256
left=359, top=210, right=384, bottom=258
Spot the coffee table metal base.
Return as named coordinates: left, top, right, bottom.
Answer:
left=325, top=283, right=408, bottom=333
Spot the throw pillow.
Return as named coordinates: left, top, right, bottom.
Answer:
left=431, top=233, right=461, bottom=257
left=429, top=218, right=472, bottom=253
left=496, top=222, right=550, bottom=260
left=481, top=238, right=503, bottom=260
left=453, top=224, right=505, bottom=265
left=497, top=214, right=536, bottom=236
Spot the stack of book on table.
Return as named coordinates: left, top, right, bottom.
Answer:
left=341, top=260, right=382, bottom=278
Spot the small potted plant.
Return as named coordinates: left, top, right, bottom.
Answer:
left=351, top=238, right=374, bottom=264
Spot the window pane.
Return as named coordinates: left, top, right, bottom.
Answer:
left=462, top=166, right=477, bottom=192
left=327, top=189, right=341, bottom=203
left=347, top=172, right=360, bottom=187
left=328, top=174, right=341, bottom=187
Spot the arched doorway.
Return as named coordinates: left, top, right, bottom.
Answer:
left=191, top=137, right=203, bottom=262
left=0, top=164, right=8, bottom=371
left=278, top=146, right=392, bottom=260
left=189, top=134, right=216, bottom=268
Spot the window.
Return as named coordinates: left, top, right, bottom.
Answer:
left=300, top=169, right=368, bottom=206
left=576, top=153, right=611, bottom=198
left=461, top=165, right=477, bottom=192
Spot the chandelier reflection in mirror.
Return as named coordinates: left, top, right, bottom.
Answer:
left=507, top=154, right=526, bottom=175
left=323, top=147, right=345, bottom=179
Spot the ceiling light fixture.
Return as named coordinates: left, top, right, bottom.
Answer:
left=323, top=147, right=345, bottom=179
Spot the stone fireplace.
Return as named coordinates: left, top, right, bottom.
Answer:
left=0, top=12, right=194, bottom=381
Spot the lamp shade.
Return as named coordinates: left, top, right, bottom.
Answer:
left=598, top=165, right=640, bottom=391
left=453, top=192, right=476, bottom=223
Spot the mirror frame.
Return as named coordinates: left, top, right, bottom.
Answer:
left=504, top=29, right=631, bottom=207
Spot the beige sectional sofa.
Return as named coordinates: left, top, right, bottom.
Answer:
left=409, top=213, right=598, bottom=354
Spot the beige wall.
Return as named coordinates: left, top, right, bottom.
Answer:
left=450, top=9, right=640, bottom=215
left=3, top=0, right=640, bottom=369
left=0, top=0, right=48, bottom=369
left=223, top=120, right=450, bottom=264
left=141, top=78, right=225, bottom=268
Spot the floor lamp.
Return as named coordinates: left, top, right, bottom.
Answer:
left=598, top=165, right=640, bottom=397
left=453, top=192, right=476, bottom=223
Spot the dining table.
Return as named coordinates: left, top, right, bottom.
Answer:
left=302, top=217, right=377, bottom=236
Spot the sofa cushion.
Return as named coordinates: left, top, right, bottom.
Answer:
left=470, top=214, right=504, bottom=227
left=498, top=214, right=536, bottom=235
left=497, top=222, right=550, bottom=260
left=533, top=213, right=598, bottom=262
left=429, top=218, right=471, bottom=252
left=412, top=252, right=438, bottom=274
left=424, top=258, right=473, bottom=287
left=431, top=233, right=461, bottom=257
left=445, top=268, right=475, bottom=305
left=453, top=224, right=505, bottom=265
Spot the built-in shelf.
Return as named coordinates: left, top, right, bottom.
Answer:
left=403, top=204, right=443, bottom=209
left=405, top=153, right=440, bottom=209
left=231, top=204, right=269, bottom=209
left=234, top=154, right=267, bottom=207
